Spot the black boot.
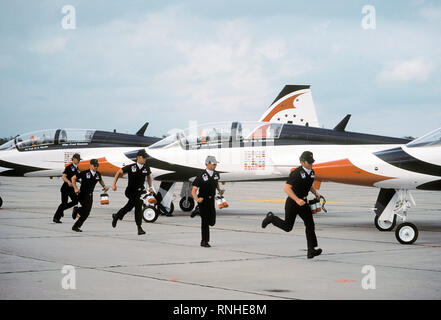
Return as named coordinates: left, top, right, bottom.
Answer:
left=307, top=248, right=322, bottom=259
left=137, top=226, right=146, bottom=235
left=72, top=206, right=79, bottom=220
left=112, top=214, right=118, bottom=228
left=190, top=207, right=199, bottom=218
left=200, top=241, right=211, bottom=248
left=261, top=212, right=274, bottom=229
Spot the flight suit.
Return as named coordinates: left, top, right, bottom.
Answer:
left=73, top=169, right=102, bottom=229
left=192, top=170, right=220, bottom=243
left=114, top=163, right=151, bottom=226
left=271, top=166, right=318, bottom=250
left=53, top=163, right=80, bottom=221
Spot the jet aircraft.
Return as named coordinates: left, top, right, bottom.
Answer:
left=1, top=86, right=438, bottom=245
left=141, top=119, right=440, bottom=244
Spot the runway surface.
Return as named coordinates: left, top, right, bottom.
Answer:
left=1, top=176, right=440, bottom=299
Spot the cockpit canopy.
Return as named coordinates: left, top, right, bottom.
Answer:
left=149, top=121, right=283, bottom=150
left=0, top=129, right=96, bottom=151
left=407, top=127, right=441, bottom=148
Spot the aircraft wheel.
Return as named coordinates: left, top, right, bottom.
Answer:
left=179, top=197, right=195, bottom=212
left=0, top=196, right=2, bottom=208
left=374, top=214, right=396, bottom=231
left=142, top=206, right=159, bottom=223
left=395, top=222, right=418, bottom=245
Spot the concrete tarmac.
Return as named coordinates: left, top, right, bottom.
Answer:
left=1, top=176, right=440, bottom=299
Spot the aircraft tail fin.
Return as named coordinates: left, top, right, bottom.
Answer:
left=259, top=85, right=319, bottom=127
left=136, top=122, right=149, bottom=136
left=334, top=114, right=351, bottom=131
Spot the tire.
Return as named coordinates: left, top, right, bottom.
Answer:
left=0, top=196, right=2, bottom=208
left=179, top=197, right=195, bottom=212
left=374, top=214, right=396, bottom=231
left=142, top=206, right=159, bottom=223
left=395, top=222, right=418, bottom=245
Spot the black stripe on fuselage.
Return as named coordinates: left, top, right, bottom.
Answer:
left=91, top=131, right=161, bottom=146
left=374, top=147, right=441, bottom=177
left=417, top=180, right=441, bottom=190
left=0, top=160, right=46, bottom=176
left=277, top=125, right=410, bottom=145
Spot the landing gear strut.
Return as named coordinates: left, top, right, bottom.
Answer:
left=156, top=182, right=176, bottom=216
left=158, top=202, right=174, bottom=216
left=373, top=189, right=419, bottom=244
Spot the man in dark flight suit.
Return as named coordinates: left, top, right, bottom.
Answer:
left=191, top=155, right=224, bottom=248
left=53, top=153, right=81, bottom=223
left=71, top=159, right=108, bottom=232
left=261, top=151, right=323, bottom=259
left=111, top=149, right=153, bottom=235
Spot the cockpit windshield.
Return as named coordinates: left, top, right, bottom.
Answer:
left=0, top=139, right=15, bottom=151
left=407, top=127, right=441, bottom=148
left=149, top=121, right=283, bottom=150
left=14, top=129, right=58, bottom=150
left=1, top=129, right=97, bottom=151
left=56, top=129, right=95, bottom=145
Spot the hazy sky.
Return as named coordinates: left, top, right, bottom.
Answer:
left=0, top=0, right=440, bottom=139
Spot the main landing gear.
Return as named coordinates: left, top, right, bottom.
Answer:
left=373, top=189, right=418, bottom=244
left=179, top=181, right=195, bottom=212
left=395, top=222, right=419, bottom=245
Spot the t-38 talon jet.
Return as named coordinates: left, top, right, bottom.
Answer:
left=140, top=119, right=440, bottom=245
left=0, top=123, right=161, bottom=207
